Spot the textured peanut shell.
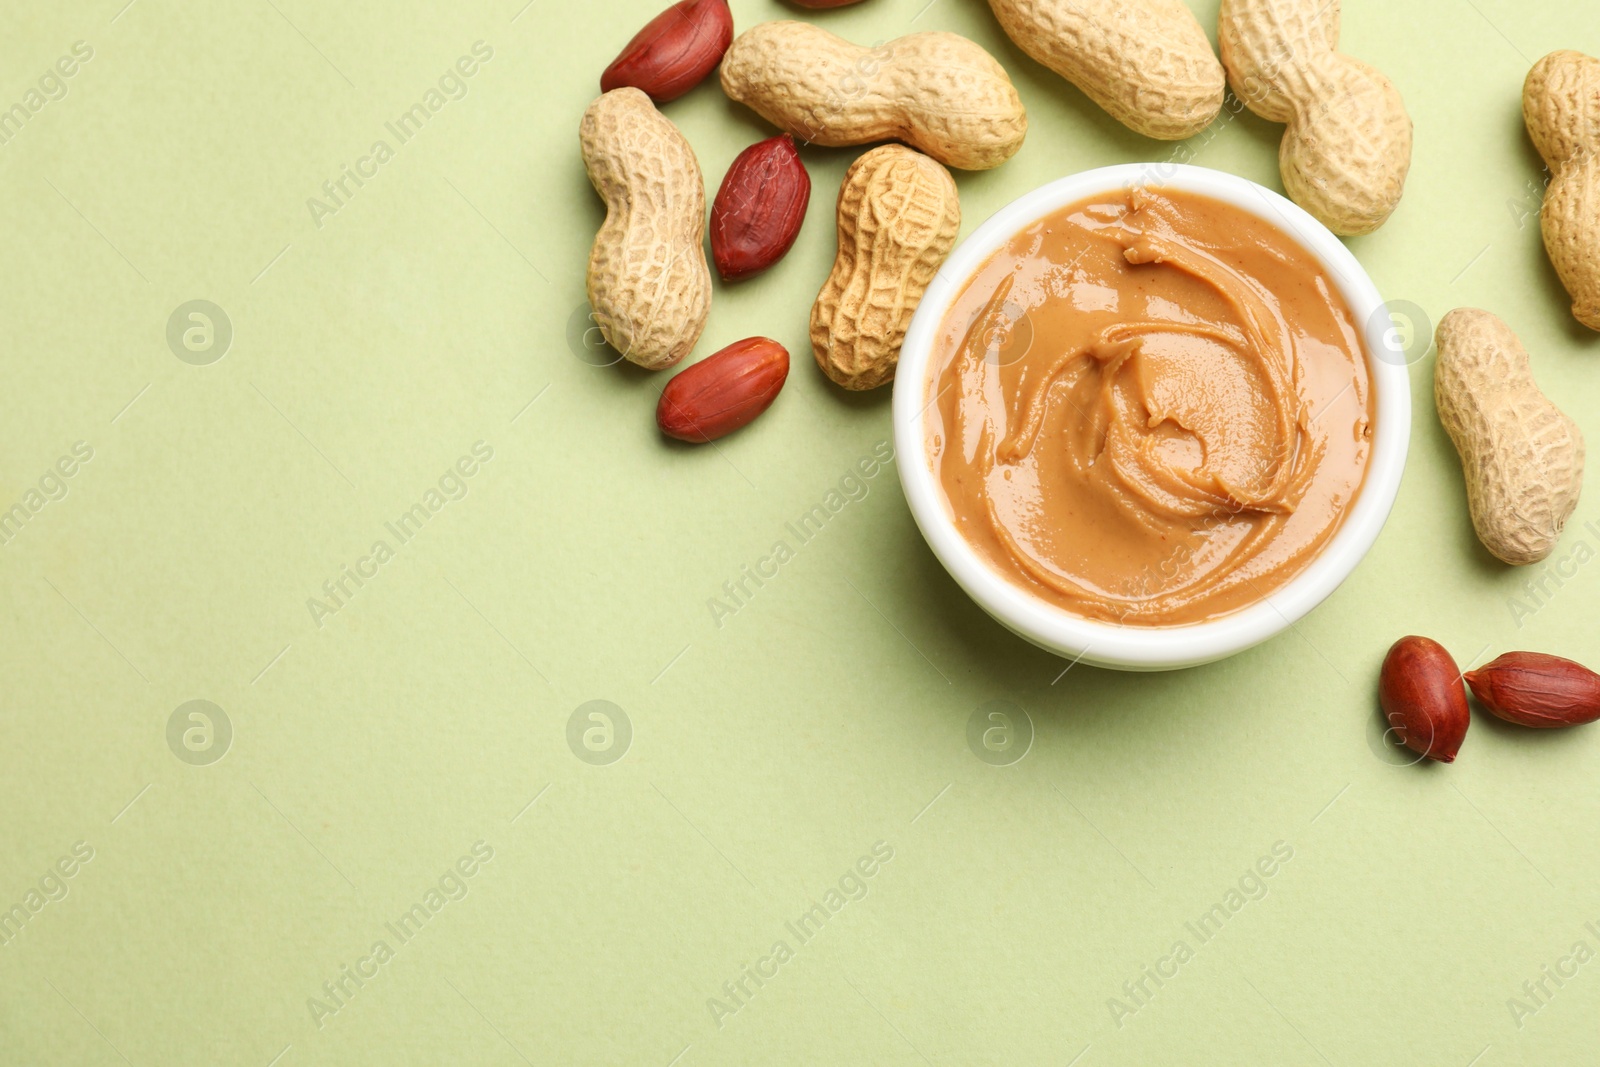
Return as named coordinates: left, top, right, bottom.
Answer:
left=985, top=0, right=1223, bottom=140
left=1524, top=50, right=1600, bottom=331
left=811, top=146, right=960, bottom=391
left=1218, top=0, right=1412, bottom=235
left=1434, top=309, right=1584, bottom=566
left=580, top=88, right=710, bottom=369
left=720, top=22, right=1026, bottom=171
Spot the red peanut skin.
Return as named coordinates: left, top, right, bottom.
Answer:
left=711, top=135, right=810, bottom=281
left=1465, top=652, right=1600, bottom=727
left=600, top=0, right=733, bottom=103
left=657, top=337, right=789, bottom=442
left=1379, top=636, right=1470, bottom=762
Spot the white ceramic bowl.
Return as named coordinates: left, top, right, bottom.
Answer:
left=892, top=163, right=1411, bottom=671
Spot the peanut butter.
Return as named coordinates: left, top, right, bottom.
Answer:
left=926, top=188, right=1374, bottom=625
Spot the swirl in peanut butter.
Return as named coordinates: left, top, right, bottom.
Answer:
left=926, top=189, right=1373, bottom=625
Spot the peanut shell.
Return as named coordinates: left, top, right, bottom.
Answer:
left=1434, top=308, right=1584, bottom=565
left=1219, top=0, right=1412, bottom=235
left=720, top=22, right=1026, bottom=171
left=986, top=0, right=1224, bottom=140
left=1524, top=50, right=1600, bottom=331
left=580, top=88, right=711, bottom=370
left=810, top=145, right=960, bottom=391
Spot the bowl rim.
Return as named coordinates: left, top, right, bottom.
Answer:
left=891, top=162, right=1412, bottom=671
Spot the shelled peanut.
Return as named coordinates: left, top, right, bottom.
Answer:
left=600, top=0, right=733, bottom=102
left=720, top=22, right=1027, bottom=171
left=1467, top=652, right=1600, bottom=728
left=658, top=337, right=790, bottom=442
left=811, top=145, right=960, bottom=390
left=580, top=88, right=711, bottom=370
left=1218, top=0, right=1412, bottom=235
left=1376, top=639, right=1600, bottom=760
left=710, top=135, right=811, bottom=281
left=984, top=0, right=1224, bottom=140
left=1379, top=636, right=1471, bottom=763
left=1524, top=50, right=1600, bottom=331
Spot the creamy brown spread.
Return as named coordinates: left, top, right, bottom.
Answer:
left=926, top=188, right=1374, bottom=625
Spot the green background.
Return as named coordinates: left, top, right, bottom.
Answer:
left=2, top=0, right=1597, bottom=1063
